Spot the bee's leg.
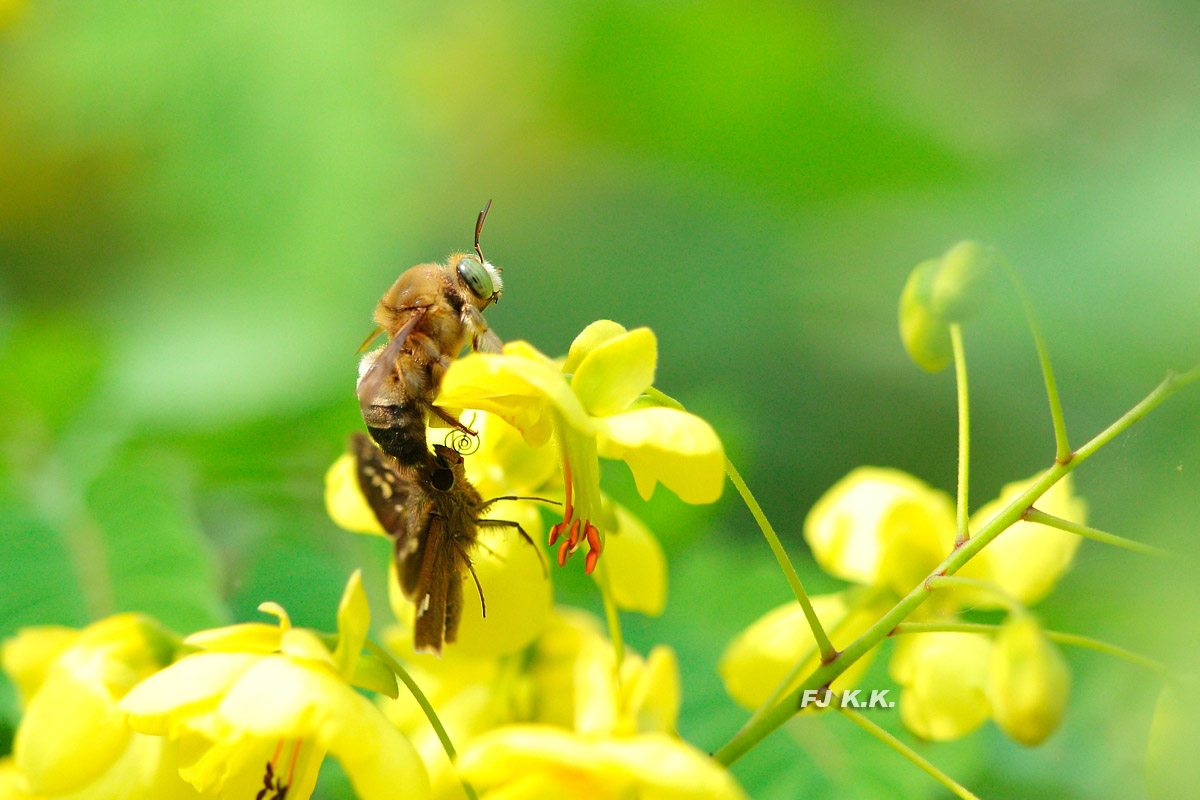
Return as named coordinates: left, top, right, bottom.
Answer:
left=463, top=305, right=502, bottom=353
left=431, top=406, right=478, bottom=437
left=477, top=519, right=548, bottom=576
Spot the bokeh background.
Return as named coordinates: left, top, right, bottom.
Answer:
left=2, top=2, right=1199, bottom=797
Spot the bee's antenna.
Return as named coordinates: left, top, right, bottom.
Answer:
left=474, top=199, right=492, bottom=263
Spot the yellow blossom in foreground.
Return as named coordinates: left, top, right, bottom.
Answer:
left=720, top=592, right=886, bottom=711
left=458, top=727, right=749, bottom=800
left=987, top=616, right=1071, bottom=746
left=2, top=614, right=191, bottom=800
left=957, top=472, right=1087, bottom=607
left=804, top=467, right=955, bottom=593
left=436, top=321, right=724, bottom=573
left=119, top=572, right=429, bottom=800
left=890, top=631, right=992, bottom=741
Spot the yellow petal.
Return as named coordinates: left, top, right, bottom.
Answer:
left=804, top=467, right=954, bottom=587
left=438, top=353, right=592, bottom=446
left=622, top=645, right=680, bottom=735
left=333, top=570, right=369, bottom=679
left=562, top=320, right=628, bottom=375
left=460, top=727, right=748, bottom=800
left=987, top=616, right=1070, bottom=746
left=1, top=626, right=79, bottom=706
left=573, top=637, right=621, bottom=737
left=280, top=628, right=336, bottom=668
left=960, top=472, right=1086, bottom=606
left=594, top=408, right=724, bottom=504
left=184, top=623, right=283, bottom=653
left=325, top=453, right=387, bottom=536
left=720, top=593, right=882, bottom=710
left=890, top=632, right=991, bottom=741
left=14, top=667, right=130, bottom=795
left=120, top=653, right=260, bottom=734
left=571, top=328, right=657, bottom=417
left=601, top=502, right=667, bottom=616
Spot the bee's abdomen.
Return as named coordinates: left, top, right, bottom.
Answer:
left=364, top=404, right=429, bottom=469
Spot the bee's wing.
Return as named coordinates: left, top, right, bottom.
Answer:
left=351, top=432, right=420, bottom=540
left=410, top=516, right=464, bottom=656
left=356, top=308, right=426, bottom=405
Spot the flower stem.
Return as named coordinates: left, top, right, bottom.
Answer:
left=950, top=323, right=970, bottom=545
left=712, top=367, right=1196, bottom=766
left=644, top=385, right=835, bottom=661
left=836, top=705, right=981, bottom=800
left=1023, top=507, right=1168, bottom=557
left=365, top=640, right=479, bottom=800
left=1000, top=257, right=1070, bottom=462
left=595, top=561, right=626, bottom=669
left=724, top=457, right=836, bottom=661
left=891, top=622, right=1169, bottom=676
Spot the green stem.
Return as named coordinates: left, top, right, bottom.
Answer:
left=712, top=367, right=1195, bottom=766
left=1024, top=507, right=1168, bottom=558
left=892, top=622, right=1169, bottom=676
left=950, top=323, right=971, bottom=544
left=645, top=385, right=835, bottom=661
left=1000, top=256, right=1071, bottom=462
left=595, top=561, right=626, bottom=669
left=837, top=705, right=981, bottom=800
left=737, top=587, right=888, bottom=734
left=724, top=457, right=836, bottom=661
left=365, top=640, right=479, bottom=800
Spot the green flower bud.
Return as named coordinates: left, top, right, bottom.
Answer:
left=929, top=240, right=997, bottom=321
left=898, top=241, right=997, bottom=372
left=987, top=616, right=1071, bottom=746
left=1146, top=676, right=1200, bottom=800
left=898, top=258, right=951, bottom=372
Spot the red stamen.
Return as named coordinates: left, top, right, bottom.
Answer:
left=557, top=539, right=571, bottom=567
left=271, top=739, right=284, bottom=765
left=585, top=523, right=601, bottom=553
left=585, top=548, right=599, bottom=575
left=567, top=518, right=582, bottom=548
left=548, top=521, right=565, bottom=546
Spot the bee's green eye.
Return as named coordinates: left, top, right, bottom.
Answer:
left=456, top=257, right=494, bottom=300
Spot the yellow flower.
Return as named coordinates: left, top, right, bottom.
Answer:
left=119, top=572, right=429, bottom=800
left=719, top=592, right=886, bottom=711
left=987, top=615, right=1071, bottom=746
left=890, top=631, right=992, bottom=741
left=435, top=321, right=724, bottom=573
left=2, top=614, right=189, bottom=799
left=957, top=472, right=1087, bottom=607
left=458, top=727, right=749, bottom=800
left=803, top=467, right=955, bottom=593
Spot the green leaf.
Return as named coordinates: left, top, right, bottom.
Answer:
left=84, top=447, right=229, bottom=633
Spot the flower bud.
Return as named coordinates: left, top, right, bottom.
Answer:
left=898, top=241, right=997, bottom=372
left=890, top=631, right=991, bottom=741
left=987, top=616, right=1070, bottom=746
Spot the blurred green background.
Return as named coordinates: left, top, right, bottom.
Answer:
left=2, top=2, right=1198, bottom=797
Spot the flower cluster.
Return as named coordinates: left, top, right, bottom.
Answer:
left=0, top=320, right=742, bottom=800
left=721, top=466, right=1085, bottom=745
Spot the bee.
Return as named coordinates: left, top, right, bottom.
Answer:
left=357, top=202, right=504, bottom=469
left=349, top=432, right=543, bottom=655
